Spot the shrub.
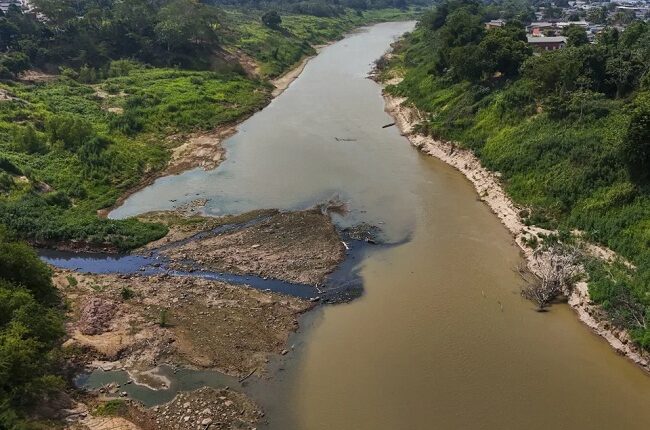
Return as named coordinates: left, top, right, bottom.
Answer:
left=262, top=11, right=283, bottom=29
left=120, top=287, right=135, bottom=300
left=46, top=115, right=94, bottom=151
left=13, top=124, right=48, bottom=154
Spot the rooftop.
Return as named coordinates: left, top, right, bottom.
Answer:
left=527, top=36, right=568, bottom=43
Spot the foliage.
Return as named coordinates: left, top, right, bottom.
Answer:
left=389, top=0, right=650, bottom=348
left=261, top=10, right=282, bottom=29
left=0, top=227, right=64, bottom=428
left=120, top=287, right=135, bottom=300
left=94, top=399, right=127, bottom=417
left=562, top=24, right=588, bottom=47
left=159, top=308, right=170, bottom=327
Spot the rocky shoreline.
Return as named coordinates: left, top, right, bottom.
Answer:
left=56, top=205, right=356, bottom=429
left=380, top=77, right=650, bottom=372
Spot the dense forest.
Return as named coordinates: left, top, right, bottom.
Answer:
left=384, top=0, right=650, bottom=349
left=206, top=0, right=429, bottom=16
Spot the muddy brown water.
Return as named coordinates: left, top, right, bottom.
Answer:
left=109, top=22, right=650, bottom=429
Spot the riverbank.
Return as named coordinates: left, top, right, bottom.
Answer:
left=103, top=43, right=332, bottom=219
left=380, top=77, right=650, bottom=372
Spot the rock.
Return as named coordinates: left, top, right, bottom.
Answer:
left=281, top=349, right=288, bottom=355
left=78, top=298, right=116, bottom=335
left=201, top=418, right=213, bottom=426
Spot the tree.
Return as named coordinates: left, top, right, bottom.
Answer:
left=0, top=227, right=64, bottom=428
left=587, top=7, right=607, bottom=25
left=563, top=24, right=589, bottom=47
left=155, top=0, right=220, bottom=53
left=261, top=10, right=282, bottom=29
left=479, top=21, right=531, bottom=79
left=14, top=124, right=47, bottom=154
left=623, top=94, right=650, bottom=183
left=0, top=18, right=19, bottom=51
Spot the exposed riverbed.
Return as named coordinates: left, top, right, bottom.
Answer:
left=74, top=21, right=650, bottom=429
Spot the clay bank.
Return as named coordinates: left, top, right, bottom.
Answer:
left=49, top=21, right=650, bottom=430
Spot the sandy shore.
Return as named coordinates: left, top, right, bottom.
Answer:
left=380, top=78, right=650, bottom=372
left=271, top=44, right=328, bottom=97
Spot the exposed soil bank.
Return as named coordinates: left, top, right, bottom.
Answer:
left=56, top=269, right=312, bottom=378
left=380, top=78, right=650, bottom=372
left=270, top=45, right=328, bottom=97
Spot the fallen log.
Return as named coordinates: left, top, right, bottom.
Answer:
left=238, top=368, right=257, bottom=383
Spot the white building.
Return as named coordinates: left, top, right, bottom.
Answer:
left=0, top=0, right=29, bottom=13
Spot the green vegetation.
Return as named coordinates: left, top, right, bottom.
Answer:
left=0, top=67, right=267, bottom=250
left=159, top=308, right=170, bottom=327
left=0, top=1, right=416, bottom=251
left=222, top=7, right=419, bottom=77
left=0, top=227, right=64, bottom=428
left=385, top=0, right=650, bottom=349
left=93, top=399, right=128, bottom=417
left=120, top=287, right=135, bottom=300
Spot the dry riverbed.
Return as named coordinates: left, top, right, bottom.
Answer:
left=58, top=206, right=349, bottom=429
left=67, top=387, right=262, bottom=430
left=152, top=209, right=346, bottom=286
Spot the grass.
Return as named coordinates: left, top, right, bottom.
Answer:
left=0, top=7, right=418, bottom=251
left=223, top=8, right=418, bottom=77
left=0, top=68, right=270, bottom=250
left=387, top=34, right=650, bottom=349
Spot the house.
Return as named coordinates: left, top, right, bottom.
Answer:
left=0, top=0, right=27, bottom=13
left=527, top=35, right=567, bottom=51
left=485, top=19, right=506, bottom=30
left=556, top=21, right=589, bottom=29
left=528, top=22, right=558, bottom=36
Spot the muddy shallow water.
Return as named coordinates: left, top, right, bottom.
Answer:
left=108, top=21, right=650, bottom=429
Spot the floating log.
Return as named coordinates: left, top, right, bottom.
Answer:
left=382, top=122, right=396, bottom=128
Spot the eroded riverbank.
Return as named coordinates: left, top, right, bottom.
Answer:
left=380, top=76, right=650, bottom=372
left=52, top=21, right=650, bottom=430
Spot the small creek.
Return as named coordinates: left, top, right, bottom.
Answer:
left=55, top=21, right=650, bottom=430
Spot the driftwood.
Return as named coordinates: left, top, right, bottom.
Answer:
left=382, top=122, right=396, bottom=128
left=520, top=245, right=582, bottom=311
left=334, top=137, right=357, bottom=142
left=238, top=368, right=256, bottom=383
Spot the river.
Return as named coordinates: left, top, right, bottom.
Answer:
left=108, top=21, right=650, bottom=429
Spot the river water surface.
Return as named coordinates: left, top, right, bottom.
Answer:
left=111, top=22, right=650, bottom=429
